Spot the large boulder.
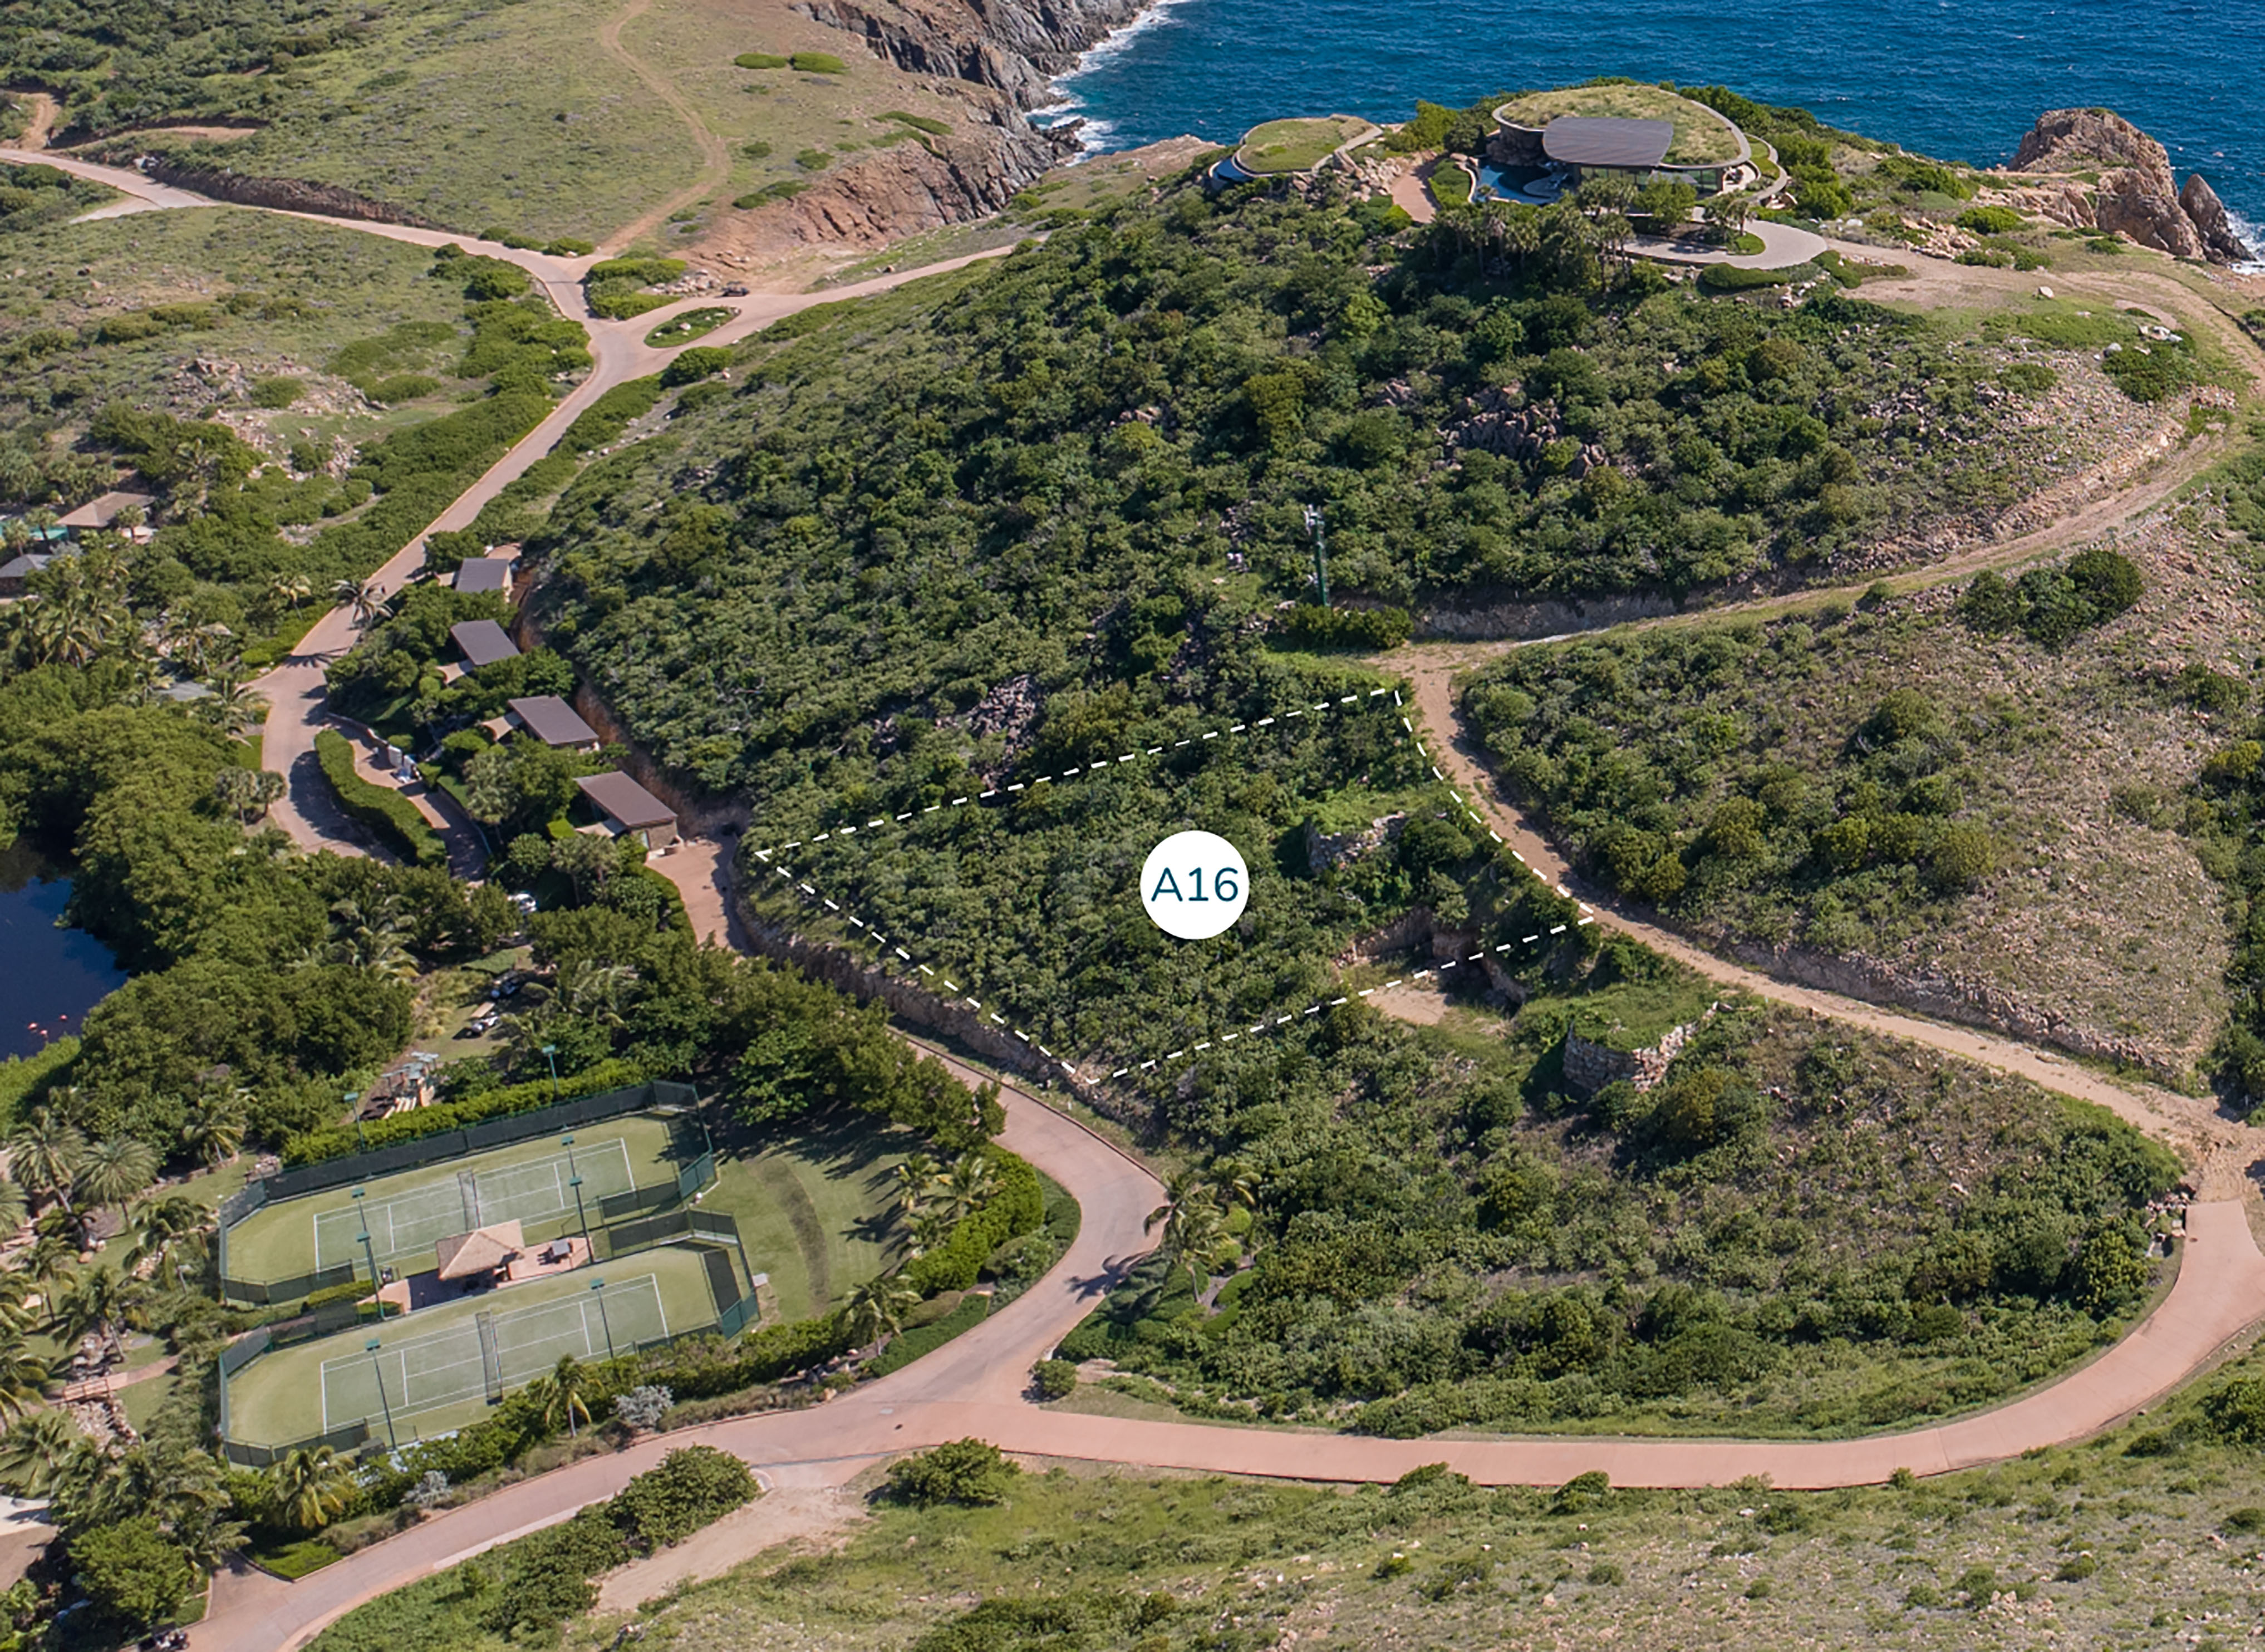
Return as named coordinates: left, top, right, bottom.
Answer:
left=2006, top=108, right=2249, bottom=263
left=2180, top=173, right=2256, bottom=263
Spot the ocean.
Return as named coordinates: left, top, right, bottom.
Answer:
left=1045, top=0, right=2265, bottom=234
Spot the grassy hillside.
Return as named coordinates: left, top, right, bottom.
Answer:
left=1461, top=491, right=2252, bottom=1076
left=355, top=1343, right=2265, bottom=1650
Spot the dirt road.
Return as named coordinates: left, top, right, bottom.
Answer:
left=593, top=0, right=733, bottom=255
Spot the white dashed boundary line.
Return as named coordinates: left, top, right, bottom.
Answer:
left=748, top=686, right=1598, bottom=1082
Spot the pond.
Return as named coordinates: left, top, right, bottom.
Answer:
left=0, top=839, right=127, bottom=1060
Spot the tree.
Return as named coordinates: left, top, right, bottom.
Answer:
left=843, top=1274, right=920, bottom=1355
left=1145, top=1173, right=1229, bottom=1292
left=266, top=571, right=313, bottom=613
left=937, top=1151, right=997, bottom=1221
left=73, top=1515, right=196, bottom=1629
left=611, top=1384, right=673, bottom=1433
left=182, top=1089, right=249, bottom=1168
left=269, top=1444, right=357, bottom=1531
left=213, top=764, right=286, bottom=825
left=0, top=1408, right=80, bottom=1493
left=892, top=1152, right=938, bottom=1219
left=1703, top=191, right=1753, bottom=243
left=73, top=1134, right=159, bottom=1221
left=47, top=1265, right=148, bottom=1363
left=0, top=1177, right=22, bottom=1236
left=535, top=1353, right=594, bottom=1438
left=6, top=1107, right=84, bottom=1213
left=0, top=1339, right=48, bottom=1423
left=333, top=576, right=391, bottom=631
left=129, top=1193, right=210, bottom=1275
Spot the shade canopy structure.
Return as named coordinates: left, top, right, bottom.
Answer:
left=1542, top=116, right=1676, bottom=170
left=436, top=1219, right=525, bottom=1281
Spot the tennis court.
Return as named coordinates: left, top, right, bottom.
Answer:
left=225, top=1114, right=687, bottom=1290
left=224, top=1241, right=724, bottom=1446
left=310, top=1137, right=635, bottom=1272
left=320, top=1271, right=667, bottom=1430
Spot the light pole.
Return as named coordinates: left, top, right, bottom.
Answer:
left=590, top=1277, right=617, bottom=1361
left=1303, top=504, right=1330, bottom=609
left=365, top=1338, right=399, bottom=1452
left=351, top=1187, right=380, bottom=1291
left=562, top=1133, right=591, bottom=1248
left=347, top=1092, right=363, bottom=1152
left=541, top=1043, right=559, bottom=1105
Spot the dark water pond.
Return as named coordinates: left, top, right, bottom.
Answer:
left=0, top=839, right=126, bottom=1060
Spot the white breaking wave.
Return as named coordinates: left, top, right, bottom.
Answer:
left=2225, top=205, right=2265, bottom=274
left=1041, top=0, right=1200, bottom=153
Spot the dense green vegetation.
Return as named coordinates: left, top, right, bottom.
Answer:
left=1061, top=956, right=2174, bottom=1435
left=312, top=729, right=447, bottom=866
left=320, top=1356, right=2265, bottom=1650
left=1460, top=555, right=2139, bottom=954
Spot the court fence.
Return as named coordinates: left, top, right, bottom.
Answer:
left=217, top=1207, right=764, bottom=1466
left=217, top=1082, right=707, bottom=1305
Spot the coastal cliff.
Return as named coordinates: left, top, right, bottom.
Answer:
left=731, top=0, right=1154, bottom=250
left=1997, top=107, right=2254, bottom=264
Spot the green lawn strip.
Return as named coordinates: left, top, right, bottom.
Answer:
left=644, top=307, right=733, bottom=348
left=312, top=731, right=448, bottom=868
left=1495, top=82, right=1742, bottom=164
left=248, top=1538, right=341, bottom=1581
left=224, top=1114, right=686, bottom=1286
left=1237, top=116, right=1364, bottom=174
left=866, top=1290, right=989, bottom=1378
left=697, top=1113, right=916, bottom=1322
left=223, top=1242, right=721, bottom=1449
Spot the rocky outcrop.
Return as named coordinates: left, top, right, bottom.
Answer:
left=2181, top=173, right=2256, bottom=264
left=140, top=159, right=440, bottom=227
left=794, top=0, right=1152, bottom=111
left=1564, top=1021, right=1693, bottom=1097
left=760, top=126, right=1063, bottom=248
left=2002, top=108, right=2252, bottom=264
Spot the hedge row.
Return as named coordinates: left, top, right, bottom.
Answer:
left=1698, top=259, right=1822, bottom=292
left=279, top=1057, right=644, bottom=1165
left=312, top=730, right=448, bottom=868
left=904, top=1148, right=1044, bottom=1294
left=1275, top=602, right=1413, bottom=651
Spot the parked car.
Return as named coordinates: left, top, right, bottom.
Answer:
left=721, top=283, right=750, bottom=297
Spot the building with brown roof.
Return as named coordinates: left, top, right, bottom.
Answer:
left=575, top=771, right=679, bottom=849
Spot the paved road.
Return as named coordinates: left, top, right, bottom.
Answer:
left=55, top=136, right=2265, bottom=1648
left=1632, top=217, right=1830, bottom=271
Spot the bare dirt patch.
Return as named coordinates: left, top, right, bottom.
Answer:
left=593, top=1483, right=867, bottom=1613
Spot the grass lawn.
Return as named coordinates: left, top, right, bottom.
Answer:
left=1495, top=83, right=1742, bottom=164
left=1237, top=116, right=1368, bottom=175
left=225, top=1241, right=720, bottom=1448
left=224, top=1114, right=693, bottom=1290
left=697, top=1110, right=917, bottom=1324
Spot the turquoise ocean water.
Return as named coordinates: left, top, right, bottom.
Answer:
left=1044, top=0, right=2264, bottom=235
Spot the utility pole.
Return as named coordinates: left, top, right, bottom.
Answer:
left=541, top=1043, right=560, bottom=1106
left=365, top=1339, right=399, bottom=1452
left=351, top=1187, right=380, bottom=1294
left=563, top=1133, right=591, bottom=1250
left=1303, top=505, right=1329, bottom=608
left=590, top=1277, right=617, bottom=1362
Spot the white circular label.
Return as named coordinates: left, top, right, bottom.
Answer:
left=1140, top=830, right=1249, bottom=940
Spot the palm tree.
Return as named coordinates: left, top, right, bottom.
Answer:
left=535, top=1354, right=593, bottom=1438
left=266, top=572, right=313, bottom=613
left=0, top=1337, right=49, bottom=1423
left=905, top=1207, right=954, bottom=1259
left=47, top=1265, right=148, bottom=1364
left=842, top=1274, right=920, bottom=1356
left=129, top=1194, right=210, bottom=1274
left=6, top=1107, right=85, bottom=1215
left=0, top=1409, right=81, bottom=1495
left=181, top=1090, right=249, bottom=1169
left=269, top=1444, right=356, bottom=1531
left=333, top=576, right=390, bottom=631
left=72, top=1134, right=159, bottom=1224
left=562, top=958, right=638, bottom=1027
left=892, top=1153, right=938, bottom=1220
left=199, top=670, right=268, bottom=739
left=936, top=1152, right=997, bottom=1222
left=1145, top=1174, right=1229, bottom=1294
left=0, top=1176, right=24, bottom=1236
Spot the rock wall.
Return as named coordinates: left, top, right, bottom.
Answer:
left=141, top=159, right=441, bottom=227
left=2000, top=108, right=2253, bottom=264
left=1563, top=1022, right=1692, bottom=1096
left=794, top=0, right=1152, bottom=109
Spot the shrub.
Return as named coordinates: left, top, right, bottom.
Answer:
left=885, top=1438, right=1017, bottom=1506
left=1033, top=1358, right=1079, bottom=1399
left=903, top=1150, right=1044, bottom=1293
left=2055, top=1553, right=2099, bottom=1581
left=312, top=730, right=448, bottom=868
left=362, top=372, right=443, bottom=404
left=1956, top=205, right=2027, bottom=235
left=71, top=1517, right=196, bottom=1629
left=741, top=140, right=774, bottom=159
left=795, top=148, right=833, bottom=171
left=1999, top=361, right=2057, bottom=395
left=790, top=51, right=847, bottom=72
left=280, top=1058, right=643, bottom=1164
left=2102, top=337, right=2204, bottom=402
left=733, top=51, right=789, bottom=68
left=1275, top=603, right=1412, bottom=651
left=1699, top=261, right=1820, bottom=292
left=250, top=374, right=304, bottom=408
left=660, top=346, right=732, bottom=389
left=1429, top=162, right=1473, bottom=208
left=881, top=110, right=950, bottom=136
left=735, top=181, right=808, bottom=208
left=563, top=377, right=664, bottom=451
left=607, top=1446, right=757, bottom=1548
left=2204, top=1376, right=2265, bottom=1443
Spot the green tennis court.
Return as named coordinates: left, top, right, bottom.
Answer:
left=224, top=1241, right=723, bottom=1447
left=310, top=1137, right=635, bottom=1272
left=225, top=1115, right=686, bottom=1289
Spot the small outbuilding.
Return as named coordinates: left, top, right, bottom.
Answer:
left=450, top=619, right=521, bottom=669
left=436, top=1220, right=525, bottom=1285
left=505, top=695, right=601, bottom=751
left=0, top=551, right=57, bottom=597
left=575, top=771, right=679, bottom=850
left=452, top=555, right=515, bottom=595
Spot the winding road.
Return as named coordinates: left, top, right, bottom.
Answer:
left=21, top=130, right=2265, bottom=1652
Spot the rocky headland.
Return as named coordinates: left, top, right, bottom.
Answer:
left=1994, top=106, right=2254, bottom=264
